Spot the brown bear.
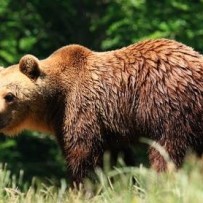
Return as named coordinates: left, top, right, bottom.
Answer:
left=0, top=39, right=203, bottom=184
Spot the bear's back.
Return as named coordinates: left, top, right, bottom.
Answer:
left=91, top=39, right=203, bottom=139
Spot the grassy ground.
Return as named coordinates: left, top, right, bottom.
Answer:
left=0, top=155, right=203, bottom=203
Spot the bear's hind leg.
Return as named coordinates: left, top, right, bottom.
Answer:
left=148, top=136, right=189, bottom=172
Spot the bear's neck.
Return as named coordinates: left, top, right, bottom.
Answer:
left=26, top=86, right=66, bottom=136
left=41, top=89, right=66, bottom=135
left=21, top=115, right=54, bottom=135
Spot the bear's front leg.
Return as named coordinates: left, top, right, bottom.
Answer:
left=62, top=119, right=103, bottom=186
left=66, top=139, right=103, bottom=186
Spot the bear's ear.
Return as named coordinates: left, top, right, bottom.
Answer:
left=19, top=54, right=41, bottom=80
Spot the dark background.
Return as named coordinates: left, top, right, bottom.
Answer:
left=0, top=0, right=203, bottom=183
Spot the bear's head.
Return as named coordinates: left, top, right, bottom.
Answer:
left=0, top=55, right=54, bottom=136
left=0, top=45, right=91, bottom=136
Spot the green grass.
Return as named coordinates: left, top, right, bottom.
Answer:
left=0, top=155, right=203, bottom=203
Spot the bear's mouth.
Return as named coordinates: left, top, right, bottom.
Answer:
left=0, top=117, right=12, bottom=130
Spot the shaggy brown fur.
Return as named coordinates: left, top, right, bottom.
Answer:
left=0, top=39, right=203, bottom=184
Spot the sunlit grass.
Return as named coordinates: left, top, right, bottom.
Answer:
left=0, top=154, right=203, bottom=203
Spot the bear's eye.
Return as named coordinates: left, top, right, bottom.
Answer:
left=4, top=93, right=15, bottom=103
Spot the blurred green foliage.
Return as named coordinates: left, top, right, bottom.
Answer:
left=0, top=0, right=203, bottom=182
